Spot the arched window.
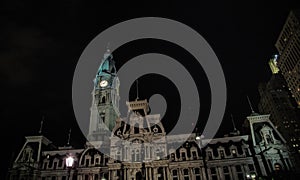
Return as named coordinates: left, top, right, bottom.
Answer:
left=116, top=151, right=121, bottom=161
left=180, top=148, right=187, bottom=160
left=134, top=123, right=139, bottom=134
left=171, top=153, right=175, bottom=161
left=190, top=147, right=198, bottom=160
left=101, top=96, right=106, bottom=104
left=136, top=149, right=140, bottom=162
left=131, top=150, right=135, bottom=162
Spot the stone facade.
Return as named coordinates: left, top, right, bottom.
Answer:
left=7, top=51, right=296, bottom=180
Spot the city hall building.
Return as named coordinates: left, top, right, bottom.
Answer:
left=7, top=51, right=296, bottom=180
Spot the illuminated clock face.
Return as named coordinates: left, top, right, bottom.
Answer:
left=100, top=80, right=108, bottom=87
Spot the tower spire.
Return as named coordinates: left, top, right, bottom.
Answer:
left=136, top=79, right=139, bottom=101
left=67, top=128, right=72, bottom=146
left=229, top=114, right=240, bottom=136
left=38, top=115, right=44, bottom=134
left=231, top=114, right=237, bottom=131
left=246, top=95, right=255, bottom=114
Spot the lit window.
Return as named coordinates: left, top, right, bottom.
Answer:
left=275, top=164, right=282, bottom=171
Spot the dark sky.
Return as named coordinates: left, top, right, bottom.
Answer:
left=1, top=0, right=299, bottom=179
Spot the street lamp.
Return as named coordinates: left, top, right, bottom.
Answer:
left=66, top=156, right=74, bottom=180
left=195, top=134, right=209, bottom=180
left=246, top=172, right=256, bottom=179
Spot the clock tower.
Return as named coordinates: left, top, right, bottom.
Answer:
left=87, top=49, right=120, bottom=143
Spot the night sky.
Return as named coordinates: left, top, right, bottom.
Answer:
left=1, top=0, right=299, bottom=179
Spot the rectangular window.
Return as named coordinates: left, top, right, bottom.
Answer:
left=58, top=160, right=63, bottom=167
left=212, top=176, right=218, bottom=180
left=220, top=150, right=225, bottom=159
left=172, top=169, right=178, bottom=180
left=207, top=151, right=213, bottom=160
left=248, top=164, right=255, bottom=171
left=210, top=167, right=216, bottom=174
left=223, top=166, right=230, bottom=180
left=171, top=153, right=175, bottom=161
left=85, top=159, right=90, bottom=167
left=194, top=168, right=200, bottom=175
left=181, top=152, right=186, bottom=160
left=232, top=149, right=237, bottom=157
left=43, top=162, right=48, bottom=170
left=223, top=166, right=229, bottom=173
left=172, top=170, right=178, bottom=176
left=225, top=174, right=231, bottom=180
left=183, top=169, right=189, bottom=180
left=238, top=173, right=244, bottom=180
left=194, top=168, right=201, bottom=180
left=53, top=162, right=57, bottom=170
left=192, top=151, right=197, bottom=159
left=236, top=165, right=242, bottom=172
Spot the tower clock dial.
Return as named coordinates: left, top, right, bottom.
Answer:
left=100, top=80, right=108, bottom=87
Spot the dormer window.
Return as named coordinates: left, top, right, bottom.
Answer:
left=232, top=149, right=237, bottom=157
left=21, top=145, right=34, bottom=162
left=220, top=150, right=225, bottom=159
left=207, top=151, right=213, bottom=160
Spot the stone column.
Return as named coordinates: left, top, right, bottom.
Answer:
left=201, top=167, right=207, bottom=180
left=77, top=174, right=82, bottom=180
left=153, top=168, right=157, bottom=180
left=217, top=166, right=223, bottom=180
left=69, top=172, right=73, bottom=180
left=227, top=166, right=233, bottom=180
left=166, top=167, right=171, bottom=180
left=127, top=169, right=130, bottom=180
left=230, top=165, right=237, bottom=180
left=163, top=167, right=166, bottom=180
left=179, top=168, right=183, bottom=180
left=149, top=167, right=152, bottom=180
left=124, top=168, right=127, bottom=180
left=189, top=167, right=193, bottom=180
left=256, top=156, right=267, bottom=176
